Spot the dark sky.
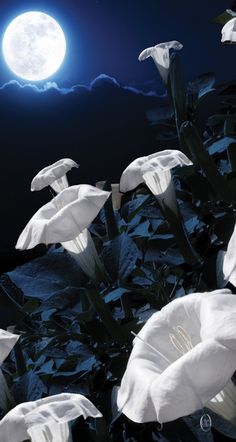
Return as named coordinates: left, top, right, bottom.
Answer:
left=0, top=0, right=233, bottom=88
left=0, top=0, right=235, bottom=271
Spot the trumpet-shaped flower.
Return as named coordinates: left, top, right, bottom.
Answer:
left=221, top=17, right=236, bottom=43
left=117, top=289, right=236, bottom=425
left=120, top=150, right=199, bottom=265
left=217, top=223, right=236, bottom=288
left=16, top=185, right=110, bottom=281
left=0, top=393, right=102, bottom=442
left=138, top=41, right=183, bottom=83
left=31, top=158, right=79, bottom=193
left=120, top=149, right=192, bottom=212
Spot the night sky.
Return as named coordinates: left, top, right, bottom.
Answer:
left=0, top=0, right=234, bottom=272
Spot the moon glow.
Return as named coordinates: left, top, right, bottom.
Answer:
left=2, top=11, right=66, bottom=81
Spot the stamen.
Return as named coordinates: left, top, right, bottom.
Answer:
left=176, top=326, right=193, bottom=351
left=169, top=326, right=193, bottom=355
left=169, top=333, right=185, bottom=355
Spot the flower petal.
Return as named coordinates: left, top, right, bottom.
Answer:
left=16, top=185, right=110, bottom=250
left=31, top=158, right=79, bottom=191
left=0, top=393, right=102, bottom=442
left=138, top=41, right=183, bottom=83
left=117, top=289, right=235, bottom=424
left=120, top=150, right=192, bottom=193
left=0, top=329, right=19, bottom=365
left=216, top=223, right=236, bottom=287
left=221, top=17, right=236, bottom=43
left=151, top=339, right=236, bottom=423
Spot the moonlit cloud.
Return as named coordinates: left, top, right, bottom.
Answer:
left=0, top=74, right=164, bottom=97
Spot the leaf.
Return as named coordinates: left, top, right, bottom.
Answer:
left=12, top=371, right=47, bottom=403
left=129, top=220, right=150, bottom=238
left=0, top=282, right=25, bottom=328
left=104, top=287, right=130, bottom=303
left=121, top=195, right=152, bottom=222
left=189, top=72, right=215, bottom=98
left=7, top=246, right=84, bottom=300
left=102, top=233, right=140, bottom=282
left=212, top=10, right=235, bottom=25
left=206, top=136, right=236, bottom=155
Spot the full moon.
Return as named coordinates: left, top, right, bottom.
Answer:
left=2, top=11, right=66, bottom=81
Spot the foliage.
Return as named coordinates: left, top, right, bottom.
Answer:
left=1, top=56, right=236, bottom=441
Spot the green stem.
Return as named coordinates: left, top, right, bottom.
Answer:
left=168, top=53, right=187, bottom=137
left=86, top=289, right=125, bottom=343
left=180, top=121, right=234, bottom=201
left=101, top=180, right=119, bottom=240
left=160, top=201, right=202, bottom=267
left=14, top=340, right=26, bottom=376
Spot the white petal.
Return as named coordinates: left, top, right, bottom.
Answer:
left=138, top=46, right=155, bottom=61
left=141, top=150, right=192, bottom=174
left=120, top=154, right=149, bottom=192
left=207, top=379, right=236, bottom=425
left=0, top=329, right=19, bottom=365
left=120, top=150, right=192, bottom=193
left=138, top=41, right=183, bottom=82
left=142, top=170, right=178, bottom=214
left=117, top=289, right=236, bottom=423
left=27, top=422, right=72, bottom=442
left=16, top=185, right=110, bottom=250
left=0, top=369, right=14, bottom=413
left=62, top=228, right=104, bottom=281
left=217, top=223, right=236, bottom=287
left=151, top=339, right=236, bottom=423
left=0, top=393, right=102, bottom=442
left=221, top=17, right=236, bottom=43
left=31, top=158, right=79, bottom=192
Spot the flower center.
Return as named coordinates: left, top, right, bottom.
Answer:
left=169, top=326, right=193, bottom=355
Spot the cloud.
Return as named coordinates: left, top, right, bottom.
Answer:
left=0, top=74, right=161, bottom=97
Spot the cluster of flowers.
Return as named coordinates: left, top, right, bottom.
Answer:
left=1, top=16, right=236, bottom=440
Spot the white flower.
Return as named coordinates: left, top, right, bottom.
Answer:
left=0, top=329, right=19, bottom=413
left=0, top=393, right=102, bottom=442
left=31, top=158, right=79, bottom=193
left=117, top=289, right=236, bottom=425
left=16, top=185, right=110, bottom=281
left=221, top=17, right=236, bottom=43
left=217, top=223, right=236, bottom=287
left=120, top=150, right=192, bottom=215
left=138, top=41, right=183, bottom=83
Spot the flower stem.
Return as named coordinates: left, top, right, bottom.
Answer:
left=159, top=201, right=202, bottom=267
left=86, top=289, right=125, bottom=343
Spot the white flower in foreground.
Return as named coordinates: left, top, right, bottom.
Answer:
left=0, top=329, right=19, bottom=413
left=31, top=158, right=79, bottom=193
left=16, top=185, right=110, bottom=281
left=0, top=393, right=102, bottom=442
left=117, top=289, right=236, bottom=425
left=221, top=17, right=236, bottom=43
left=120, top=150, right=192, bottom=214
left=138, top=40, right=183, bottom=83
left=217, top=223, right=236, bottom=288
